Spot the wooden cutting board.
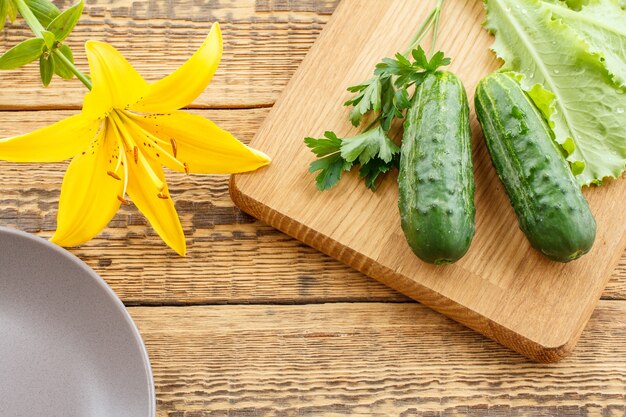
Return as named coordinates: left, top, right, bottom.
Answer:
left=230, top=0, right=626, bottom=362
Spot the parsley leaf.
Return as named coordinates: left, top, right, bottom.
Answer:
left=379, top=77, right=405, bottom=132
left=305, top=132, right=352, bottom=191
left=422, top=49, right=452, bottom=71
left=343, top=46, right=451, bottom=133
left=359, top=155, right=399, bottom=191
left=308, top=153, right=353, bottom=191
left=375, top=52, right=420, bottom=87
left=340, top=126, right=400, bottom=165
left=304, top=131, right=342, bottom=157
left=411, top=46, right=452, bottom=71
left=304, top=127, right=400, bottom=191
left=375, top=46, right=451, bottom=89
left=344, top=78, right=383, bottom=127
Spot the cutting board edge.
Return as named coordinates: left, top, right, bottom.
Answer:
left=230, top=175, right=583, bottom=363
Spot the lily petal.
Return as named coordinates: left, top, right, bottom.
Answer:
left=130, top=23, right=222, bottom=113
left=51, top=121, right=123, bottom=247
left=0, top=114, right=98, bottom=162
left=130, top=111, right=271, bottom=174
left=127, top=154, right=186, bottom=255
left=83, top=40, right=148, bottom=118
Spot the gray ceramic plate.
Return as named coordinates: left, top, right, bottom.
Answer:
left=0, top=227, right=155, bottom=417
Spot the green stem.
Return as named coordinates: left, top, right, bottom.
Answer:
left=13, top=0, right=92, bottom=90
left=13, top=0, right=44, bottom=36
left=53, top=48, right=92, bottom=90
left=403, top=8, right=436, bottom=56
left=403, top=0, right=446, bottom=57
left=430, top=0, right=445, bottom=56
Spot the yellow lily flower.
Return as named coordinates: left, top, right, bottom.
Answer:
left=0, top=23, right=270, bottom=255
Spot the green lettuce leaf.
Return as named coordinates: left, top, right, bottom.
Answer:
left=554, top=0, right=626, bottom=10
left=563, top=0, right=589, bottom=9
left=485, top=0, right=626, bottom=186
left=543, top=0, right=626, bottom=86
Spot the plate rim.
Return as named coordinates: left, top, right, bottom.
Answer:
left=0, top=226, right=156, bottom=417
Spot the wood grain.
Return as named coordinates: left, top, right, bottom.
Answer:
left=0, top=0, right=626, bottom=417
left=231, top=0, right=626, bottom=361
left=0, top=0, right=338, bottom=110
left=1, top=109, right=625, bottom=306
left=131, top=302, right=626, bottom=416
left=0, top=0, right=624, bottom=413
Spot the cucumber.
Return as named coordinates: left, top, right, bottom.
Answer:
left=398, top=71, right=475, bottom=265
left=475, top=73, right=596, bottom=262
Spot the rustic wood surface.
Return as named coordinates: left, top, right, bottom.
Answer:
left=129, top=302, right=626, bottom=416
left=230, top=0, right=626, bottom=362
left=0, top=0, right=624, bottom=415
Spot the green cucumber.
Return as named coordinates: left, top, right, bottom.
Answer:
left=475, top=73, right=596, bottom=262
left=399, top=71, right=475, bottom=265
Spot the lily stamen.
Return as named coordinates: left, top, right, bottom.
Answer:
left=170, top=138, right=178, bottom=158
left=109, top=120, right=130, bottom=200
left=107, top=170, right=121, bottom=181
left=157, top=192, right=169, bottom=200
left=133, top=146, right=139, bottom=164
left=117, top=111, right=185, bottom=172
left=117, top=195, right=131, bottom=205
left=110, top=111, right=165, bottom=192
left=113, top=141, right=123, bottom=173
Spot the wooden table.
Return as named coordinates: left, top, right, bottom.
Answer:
left=1, top=1, right=625, bottom=415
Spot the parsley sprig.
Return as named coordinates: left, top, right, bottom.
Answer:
left=305, top=128, right=400, bottom=191
left=375, top=47, right=451, bottom=88
left=305, top=0, right=450, bottom=191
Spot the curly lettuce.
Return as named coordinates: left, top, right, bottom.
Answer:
left=544, top=0, right=626, bottom=86
left=485, top=0, right=626, bottom=186
left=555, top=0, right=626, bottom=10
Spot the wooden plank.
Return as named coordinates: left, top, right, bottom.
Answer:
left=230, top=0, right=626, bottom=362
left=0, top=109, right=625, bottom=305
left=130, top=302, right=626, bottom=416
left=0, top=0, right=339, bottom=109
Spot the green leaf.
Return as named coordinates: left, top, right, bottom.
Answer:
left=308, top=153, right=353, bottom=191
left=543, top=0, right=626, bottom=86
left=46, top=0, right=83, bottom=41
left=359, top=157, right=396, bottom=191
left=39, top=54, right=53, bottom=86
left=394, top=88, right=411, bottom=110
left=0, top=38, right=45, bottom=69
left=305, top=127, right=400, bottom=191
left=375, top=46, right=451, bottom=89
left=7, top=0, right=17, bottom=22
left=425, top=50, right=452, bottom=71
left=570, top=160, right=586, bottom=175
left=340, top=126, right=400, bottom=165
left=485, top=0, right=626, bottom=186
left=41, top=29, right=56, bottom=49
left=561, top=0, right=589, bottom=9
left=52, top=44, right=75, bottom=79
left=0, top=0, right=8, bottom=32
left=344, top=78, right=382, bottom=127
left=24, top=0, right=61, bottom=26
left=379, top=77, right=403, bottom=132
left=349, top=106, right=363, bottom=128
left=412, top=46, right=429, bottom=68
left=304, top=131, right=342, bottom=157
left=305, top=131, right=352, bottom=191
left=346, top=80, right=371, bottom=93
